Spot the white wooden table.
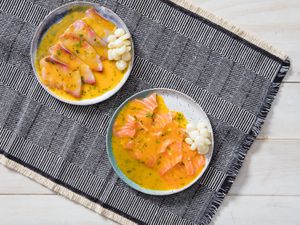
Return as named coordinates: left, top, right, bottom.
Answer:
left=1, top=0, right=299, bottom=224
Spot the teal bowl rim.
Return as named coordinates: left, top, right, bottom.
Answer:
left=106, top=88, right=214, bottom=196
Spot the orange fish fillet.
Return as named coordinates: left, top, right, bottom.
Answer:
left=113, top=115, right=136, bottom=138
left=49, top=43, right=96, bottom=84
left=60, top=33, right=103, bottom=72
left=40, top=56, right=82, bottom=98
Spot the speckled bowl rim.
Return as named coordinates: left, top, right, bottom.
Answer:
left=30, top=1, right=134, bottom=105
left=106, top=88, right=214, bottom=196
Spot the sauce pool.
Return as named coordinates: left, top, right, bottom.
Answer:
left=112, top=95, right=206, bottom=190
left=35, top=6, right=126, bottom=101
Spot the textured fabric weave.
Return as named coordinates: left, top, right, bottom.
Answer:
left=0, top=0, right=290, bottom=224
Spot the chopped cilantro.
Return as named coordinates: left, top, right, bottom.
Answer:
left=145, top=113, right=153, bottom=118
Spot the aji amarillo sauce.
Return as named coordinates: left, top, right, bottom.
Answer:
left=35, top=6, right=126, bottom=101
left=112, top=94, right=206, bottom=190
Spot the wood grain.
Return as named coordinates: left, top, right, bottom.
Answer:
left=258, top=84, right=300, bottom=139
left=1, top=0, right=299, bottom=225
left=0, top=195, right=299, bottom=225
left=190, top=0, right=300, bottom=83
left=0, top=195, right=118, bottom=225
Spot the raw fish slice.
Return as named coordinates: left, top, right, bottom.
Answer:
left=49, top=43, right=96, bottom=84
left=40, top=57, right=82, bottom=98
left=162, top=163, right=187, bottom=185
left=125, top=115, right=136, bottom=127
left=154, top=112, right=173, bottom=128
left=183, top=160, right=194, bottom=176
left=182, top=143, right=206, bottom=175
left=192, top=154, right=205, bottom=171
left=63, top=70, right=82, bottom=98
left=113, top=115, right=136, bottom=138
left=133, top=93, right=158, bottom=118
left=132, top=148, right=158, bottom=168
left=158, top=139, right=175, bottom=153
left=125, top=140, right=134, bottom=149
left=143, top=93, right=158, bottom=111
left=40, top=57, right=65, bottom=89
left=114, top=127, right=135, bottom=138
left=65, top=20, right=106, bottom=47
left=60, top=33, right=103, bottom=72
left=182, top=142, right=198, bottom=176
left=158, top=141, right=183, bottom=175
left=145, top=154, right=158, bottom=168
left=83, top=8, right=115, bottom=39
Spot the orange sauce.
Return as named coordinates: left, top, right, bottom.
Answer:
left=112, top=95, right=206, bottom=190
left=34, top=6, right=126, bottom=101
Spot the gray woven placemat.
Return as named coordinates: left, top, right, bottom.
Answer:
left=0, top=0, right=290, bottom=224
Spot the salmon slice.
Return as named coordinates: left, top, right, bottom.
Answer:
left=162, top=163, right=187, bottom=185
left=144, top=154, right=158, bottom=168
left=132, top=149, right=158, bottom=168
left=125, top=140, right=134, bottom=149
left=65, top=20, right=106, bottom=47
left=158, top=139, right=175, bottom=153
left=49, top=43, right=96, bottom=84
left=60, top=33, right=103, bottom=72
left=182, top=143, right=206, bottom=175
left=113, top=115, right=136, bottom=138
left=154, top=112, right=173, bottom=128
left=40, top=57, right=82, bottom=98
left=143, top=93, right=158, bottom=112
left=158, top=141, right=183, bottom=175
left=133, top=93, right=158, bottom=118
left=182, top=143, right=198, bottom=176
left=83, top=8, right=115, bottom=38
left=192, top=154, right=205, bottom=171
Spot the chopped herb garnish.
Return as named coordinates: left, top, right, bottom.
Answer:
left=145, top=113, right=153, bottom=118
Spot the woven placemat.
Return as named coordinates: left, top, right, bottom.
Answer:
left=0, top=0, right=290, bottom=224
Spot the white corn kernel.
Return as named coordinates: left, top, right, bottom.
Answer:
left=204, top=138, right=211, bottom=145
left=198, top=145, right=209, bottom=154
left=114, top=28, right=125, bottom=37
left=110, top=49, right=120, bottom=60
left=187, top=123, right=197, bottom=132
left=122, top=52, right=132, bottom=62
left=110, top=39, right=124, bottom=48
left=197, top=122, right=206, bottom=130
left=126, top=46, right=132, bottom=52
left=107, top=35, right=116, bottom=43
left=107, top=49, right=114, bottom=60
left=123, top=40, right=131, bottom=46
left=119, top=33, right=131, bottom=41
left=194, top=136, right=204, bottom=146
left=185, top=138, right=193, bottom=145
left=116, top=60, right=127, bottom=71
left=189, top=130, right=199, bottom=140
left=108, top=42, right=114, bottom=49
left=200, top=128, right=210, bottom=138
left=115, top=45, right=126, bottom=55
left=190, top=143, right=197, bottom=151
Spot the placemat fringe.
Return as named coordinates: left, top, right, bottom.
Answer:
left=0, top=155, right=136, bottom=225
left=199, top=60, right=290, bottom=223
left=169, top=0, right=288, bottom=61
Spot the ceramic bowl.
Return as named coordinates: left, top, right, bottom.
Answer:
left=30, top=1, right=134, bottom=105
left=106, top=88, right=214, bottom=195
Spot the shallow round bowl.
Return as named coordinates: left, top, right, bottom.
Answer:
left=30, top=1, right=134, bottom=105
left=106, top=88, right=214, bottom=196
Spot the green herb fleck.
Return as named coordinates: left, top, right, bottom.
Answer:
left=146, top=113, right=153, bottom=118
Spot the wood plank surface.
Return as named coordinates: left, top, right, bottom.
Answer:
left=0, top=195, right=299, bottom=225
left=1, top=0, right=299, bottom=225
left=190, top=0, right=300, bottom=83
